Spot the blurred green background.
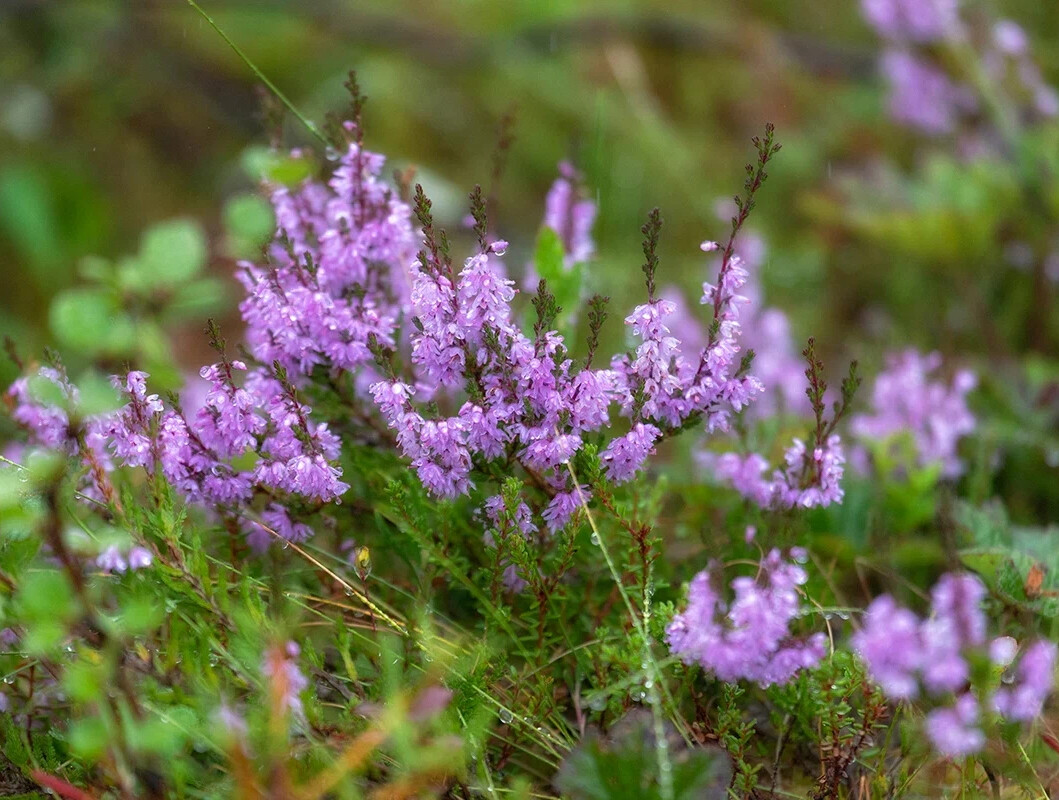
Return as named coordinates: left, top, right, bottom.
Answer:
left=2, top=0, right=1058, bottom=386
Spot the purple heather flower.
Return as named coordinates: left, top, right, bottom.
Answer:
left=459, top=403, right=508, bottom=461
left=457, top=253, right=519, bottom=346
left=851, top=349, right=975, bottom=477
left=666, top=549, right=825, bottom=687
left=861, top=0, right=959, bottom=42
left=96, top=546, right=127, bottom=574
left=881, top=50, right=976, bottom=135
left=194, top=362, right=265, bottom=459
left=853, top=594, right=924, bottom=699
left=373, top=205, right=768, bottom=504
left=709, top=435, right=846, bottom=510
left=127, top=547, right=153, bottom=570
left=239, top=141, right=413, bottom=377
left=612, top=300, right=688, bottom=427
left=993, top=640, right=1057, bottom=722
left=989, top=636, right=1018, bottom=667
left=97, top=544, right=152, bottom=574
left=481, top=494, right=537, bottom=591
left=855, top=573, right=986, bottom=700
left=543, top=162, right=596, bottom=267
left=856, top=572, right=1054, bottom=755
left=245, top=505, right=314, bottom=551
left=600, top=423, right=661, bottom=484
left=930, top=572, right=987, bottom=648
left=103, top=371, right=163, bottom=469
left=926, top=694, right=985, bottom=758
left=8, top=367, right=77, bottom=453
left=655, top=224, right=801, bottom=430
left=262, top=641, right=309, bottom=719
left=542, top=487, right=586, bottom=533
left=993, top=20, right=1028, bottom=56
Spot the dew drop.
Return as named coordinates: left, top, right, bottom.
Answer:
left=590, top=532, right=600, bottom=546
left=498, top=708, right=513, bottom=724
left=325, top=146, right=341, bottom=162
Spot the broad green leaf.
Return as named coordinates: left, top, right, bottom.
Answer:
left=224, top=192, right=274, bottom=257
left=534, top=226, right=581, bottom=332
left=140, top=218, right=207, bottom=285
left=49, top=287, right=135, bottom=356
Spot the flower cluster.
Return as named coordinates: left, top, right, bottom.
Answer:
left=666, top=548, right=827, bottom=687
left=9, top=361, right=348, bottom=537
left=370, top=191, right=765, bottom=517
left=701, top=216, right=805, bottom=417
left=853, top=573, right=1056, bottom=757
left=6, top=124, right=803, bottom=552
left=861, top=0, right=958, bottom=43
left=542, top=161, right=596, bottom=269
left=261, top=640, right=309, bottom=719
left=96, top=545, right=153, bottom=574
left=5, top=140, right=418, bottom=542
left=481, top=492, right=537, bottom=591
left=880, top=50, right=975, bottom=136
left=862, top=0, right=1058, bottom=135
left=850, top=349, right=975, bottom=477
left=710, top=434, right=846, bottom=509
left=238, top=134, right=415, bottom=380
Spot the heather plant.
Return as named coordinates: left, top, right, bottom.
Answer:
left=1, top=5, right=1059, bottom=799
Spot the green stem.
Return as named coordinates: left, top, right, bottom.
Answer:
left=186, top=0, right=327, bottom=145
left=564, top=461, right=680, bottom=800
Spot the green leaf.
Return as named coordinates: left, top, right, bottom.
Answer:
left=534, top=226, right=581, bottom=330
left=0, top=164, right=63, bottom=273
left=22, top=619, right=66, bottom=654
left=63, top=660, right=106, bottom=703
left=166, top=277, right=228, bottom=319
left=129, top=715, right=188, bottom=758
left=224, top=192, right=274, bottom=257
left=18, top=570, right=74, bottom=621
left=121, top=596, right=164, bottom=635
left=68, top=716, right=109, bottom=761
left=961, top=546, right=1059, bottom=618
left=241, top=146, right=313, bottom=187
left=49, top=287, right=135, bottom=356
left=139, top=218, right=207, bottom=286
